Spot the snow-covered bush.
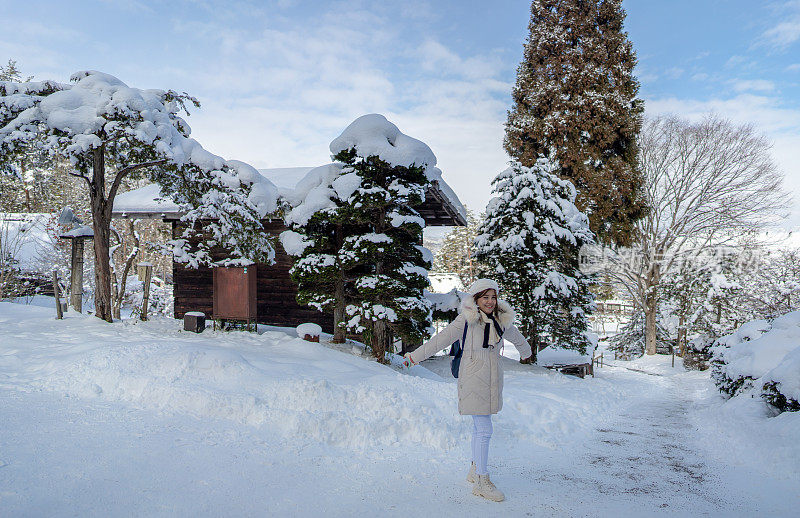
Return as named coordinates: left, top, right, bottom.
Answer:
left=759, top=341, right=800, bottom=412
left=125, top=277, right=174, bottom=318
left=683, top=336, right=713, bottom=371
left=711, top=311, right=800, bottom=412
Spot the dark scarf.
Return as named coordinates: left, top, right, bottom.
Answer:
left=482, top=313, right=504, bottom=348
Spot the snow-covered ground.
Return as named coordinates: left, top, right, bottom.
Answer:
left=1, top=301, right=798, bottom=516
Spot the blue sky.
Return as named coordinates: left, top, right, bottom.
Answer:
left=3, top=0, right=800, bottom=228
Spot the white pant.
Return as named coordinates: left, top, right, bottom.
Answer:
left=471, top=414, right=492, bottom=475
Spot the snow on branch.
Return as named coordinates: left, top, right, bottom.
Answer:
left=0, top=70, right=279, bottom=267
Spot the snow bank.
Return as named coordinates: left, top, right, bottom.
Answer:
left=0, top=301, right=628, bottom=455
left=712, top=310, right=800, bottom=411
left=691, top=374, right=800, bottom=480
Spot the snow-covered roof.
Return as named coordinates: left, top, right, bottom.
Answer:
left=113, top=183, right=181, bottom=218
left=113, top=166, right=466, bottom=226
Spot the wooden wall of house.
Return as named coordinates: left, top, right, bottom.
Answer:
left=172, top=220, right=333, bottom=332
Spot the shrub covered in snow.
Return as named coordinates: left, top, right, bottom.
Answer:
left=683, top=336, right=713, bottom=371
left=125, top=277, right=174, bottom=318
left=711, top=311, right=800, bottom=412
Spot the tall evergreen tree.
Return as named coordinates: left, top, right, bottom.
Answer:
left=505, top=0, right=646, bottom=246
left=287, top=115, right=437, bottom=362
left=475, top=159, right=595, bottom=356
left=336, top=146, right=433, bottom=363
left=282, top=163, right=358, bottom=343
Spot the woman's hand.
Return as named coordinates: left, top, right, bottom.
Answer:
left=401, top=353, right=417, bottom=369
left=519, top=355, right=534, bottom=365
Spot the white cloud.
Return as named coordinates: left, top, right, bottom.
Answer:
left=762, top=21, right=800, bottom=49
left=156, top=3, right=516, bottom=218
left=665, top=67, right=684, bottom=79
left=731, top=79, right=776, bottom=92
left=758, top=0, right=800, bottom=50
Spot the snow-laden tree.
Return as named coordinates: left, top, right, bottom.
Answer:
left=431, top=207, right=483, bottom=288
left=608, top=310, right=669, bottom=360
left=505, top=0, right=646, bottom=246
left=601, top=115, right=787, bottom=354
left=738, top=247, right=800, bottom=321
left=475, top=159, right=595, bottom=356
left=331, top=114, right=434, bottom=363
left=0, top=71, right=278, bottom=321
left=0, top=60, right=32, bottom=82
left=281, top=163, right=355, bottom=343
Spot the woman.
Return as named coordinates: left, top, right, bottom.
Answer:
left=402, top=278, right=533, bottom=502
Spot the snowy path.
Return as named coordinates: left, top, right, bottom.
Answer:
left=500, top=367, right=800, bottom=516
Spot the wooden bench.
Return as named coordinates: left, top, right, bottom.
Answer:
left=543, top=362, right=593, bottom=379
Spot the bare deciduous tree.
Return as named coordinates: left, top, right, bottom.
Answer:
left=602, top=115, right=788, bottom=354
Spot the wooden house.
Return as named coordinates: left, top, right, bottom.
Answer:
left=111, top=167, right=466, bottom=331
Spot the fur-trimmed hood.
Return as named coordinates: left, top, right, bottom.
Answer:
left=459, top=295, right=516, bottom=329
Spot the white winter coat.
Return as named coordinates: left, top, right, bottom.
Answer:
left=409, top=296, right=532, bottom=415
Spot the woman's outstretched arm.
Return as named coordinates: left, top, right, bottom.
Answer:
left=503, top=325, right=533, bottom=361
left=407, top=314, right=467, bottom=365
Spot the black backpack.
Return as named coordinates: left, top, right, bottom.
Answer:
left=449, top=323, right=469, bottom=378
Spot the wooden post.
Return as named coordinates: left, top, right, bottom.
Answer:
left=69, top=238, right=85, bottom=313
left=52, top=270, right=63, bottom=319
left=138, top=262, right=153, bottom=321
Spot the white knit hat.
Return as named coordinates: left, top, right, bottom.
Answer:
left=467, top=278, right=499, bottom=296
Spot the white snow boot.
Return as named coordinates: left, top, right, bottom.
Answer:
left=467, top=463, right=476, bottom=483
left=472, top=474, right=505, bottom=502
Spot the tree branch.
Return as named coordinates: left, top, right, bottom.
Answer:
left=108, top=159, right=168, bottom=203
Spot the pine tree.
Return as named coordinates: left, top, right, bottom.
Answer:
left=505, top=0, right=645, bottom=246
left=282, top=163, right=356, bottom=343
left=475, top=159, right=595, bottom=356
left=431, top=207, right=483, bottom=287
left=0, top=59, right=32, bottom=82
left=335, top=147, right=433, bottom=363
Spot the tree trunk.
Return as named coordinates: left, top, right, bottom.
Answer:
left=332, top=224, right=347, bottom=343
left=373, top=319, right=390, bottom=364
left=644, top=290, right=657, bottom=355
left=644, top=255, right=661, bottom=355
left=90, top=147, right=114, bottom=322
left=371, top=212, right=390, bottom=364
left=332, top=277, right=346, bottom=343
left=677, top=313, right=687, bottom=357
